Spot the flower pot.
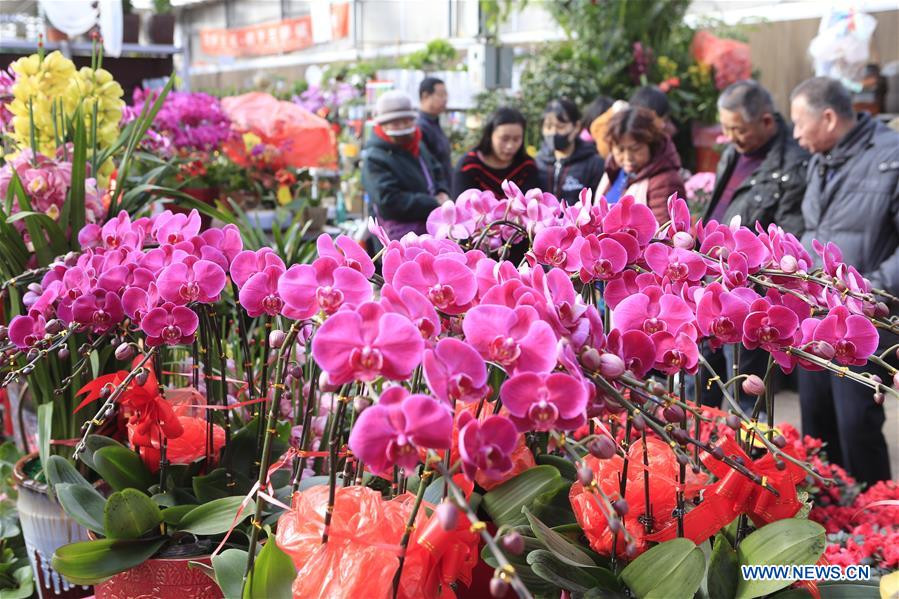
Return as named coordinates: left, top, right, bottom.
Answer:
left=5, top=383, right=37, bottom=454
left=93, top=555, right=222, bottom=599
left=45, top=26, right=68, bottom=42
left=148, top=13, right=175, bottom=45
left=122, top=14, right=141, bottom=44
left=166, top=187, right=219, bottom=230
left=13, top=453, right=92, bottom=599
left=691, top=122, right=723, bottom=173
left=302, top=206, right=328, bottom=233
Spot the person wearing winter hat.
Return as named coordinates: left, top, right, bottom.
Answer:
left=362, top=89, right=451, bottom=240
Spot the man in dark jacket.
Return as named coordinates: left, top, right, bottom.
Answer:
left=791, top=76, right=899, bottom=486
left=703, top=80, right=809, bottom=235
left=363, top=90, right=450, bottom=240
left=536, top=138, right=605, bottom=205
left=416, top=77, right=452, bottom=181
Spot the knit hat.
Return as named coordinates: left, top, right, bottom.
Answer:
left=374, top=90, right=417, bottom=124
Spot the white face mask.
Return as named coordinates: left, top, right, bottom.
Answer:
left=385, top=126, right=416, bottom=137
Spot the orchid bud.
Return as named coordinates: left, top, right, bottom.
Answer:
left=775, top=459, right=786, bottom=471
left=57, top=347, right=70, bottom=361
left=671, top=428, right=690, bottom=446
left=625, top=542, right=638, bottom=557
left=436, top=501, right=458, bottom=531
left=741, top=375, right=765, bottom=397
left=870, top=374, right=882, bottom=386
left=135, top=369, right=149, bottom=386
left=45, top=319, right=63, bottom=335
left=662, top=404, right=685, bottom=423
left=676, top=452, right=690, bottom=466
left=772, top=435, right=787, bottom=449
left=710, top=445, right=725, bottom=460
left=353, top=396, right=371, bottom=414
left=672, top=231, right=694, bottom=249
left=489, top=576, right=509, bottom=598
left=725, top=414, right=741, bottom=430
left=813, top=341, right=835, bottom=360
left=650, top=382, right=667, bottom=397
left=318, top=370, right=341, bottom=393
left=501, top=531, right=524, bottom=555
left=580, top=347, right=602, bottom=371
left=287, top=363, right=303, bottom=380
left=779, top=255, right=799, bottom=273
left=875, top=302, right=890, bottom=318
left=632, top=413, right=646, bottom=431
left=115, top=342, right=135, bottom=361
left=873, top=392, right=885, bottom=406
left=599, top=353, right=626, bottom=380
left=64, top=251, right=79, bottom=266
left=577, top=465, right=594, bottom=486
left=607, top=517, right=621, bottom=533
left=26, top=348, right=38, bottom=361
left=588, top=436, right=617, bottom=460
left=892, top=372, right=899, bottom=389
left=268, top=329, right=286, bottom=349
left=612, top=498, right=629, bottom=516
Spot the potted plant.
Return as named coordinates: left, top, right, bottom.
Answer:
left=122, top=0, right=140, bottom=45
left=148, top=0, right=175, bottom=45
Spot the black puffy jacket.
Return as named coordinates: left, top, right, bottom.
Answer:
left=703, top=114, right=809, bottom=236
left=536, top=138, right=605, bottom=205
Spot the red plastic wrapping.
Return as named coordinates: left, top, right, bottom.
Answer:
left=570, top=436, right=706, bottom=557
left=220, top=92, right=337, bottom=169
left=691, top=30, right=752, bottom=90
left=276, top=485, right=479, bottom=598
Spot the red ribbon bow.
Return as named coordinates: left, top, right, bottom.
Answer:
left=647, top=436, right=805, bottom=545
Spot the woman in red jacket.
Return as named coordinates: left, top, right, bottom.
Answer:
left=595, top=106, right=686, bottom=224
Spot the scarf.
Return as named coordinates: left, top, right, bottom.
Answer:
left=374, top=123, right=422, bottom=158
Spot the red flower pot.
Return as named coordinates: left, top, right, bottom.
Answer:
left=93, top=555, right=223, bottom=599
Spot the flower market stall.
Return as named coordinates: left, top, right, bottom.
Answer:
left=1, top=49, right=898, bottom=599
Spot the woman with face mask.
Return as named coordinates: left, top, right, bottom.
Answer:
left=362, top=90, right=451, bottom=240
left=535, top=98, right=605, bottom=205
left=595, top=106, right=686, bottom=224
left=452, top=107, right=541, bottom=198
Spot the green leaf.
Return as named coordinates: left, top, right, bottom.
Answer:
left=192, top=468, right=252, bottom=502
left=535, top=454, right=578, bottom=480
left=242, top=539, right=296, bottom=599
left=52, top=537, right=166, bottom=585
left=620, top=538, right=706, bottom=599
left=707, top=533, right=739, bottom=599
left=160, top=505, right=200, bottom=527
left=81, top=435, right=128, bottom=472
left=44, top=455, right=91, bottom=489
left=527, top=549, right=600, bottom=592
left=0, top=503, right=19, bottom=540
left=523, top=506, right=595, bottom=568
left=92, top=445, right=155, bottom=492
left=36, top=404, right=52, bottom=483
left=0, top=564, right=33, bottom=599
left=176, top=496, right=253, bottom=536
left=56, top=484, right=106, bottom=535
left=212, top=549, right=248, bottom=599
left=103, top=489, right=163, bottom=539
left=68, top=106, right=87, bottom=238
left=6, top=173, right=53, bottom=264
left=735, top=519, right=826, bottom=599
left=768, top=580, right=881, bottom=599
left=482, top=465, right=568, bottom=527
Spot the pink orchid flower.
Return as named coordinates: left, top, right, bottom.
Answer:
left=348, top=386, right=452, bottom=474
left=813, top=240, right=844, bottom=277
left=427, top=201, right=475, bottom=240
left=474, top=257, right=522, bottom=299
left=500, top=371, right=587, bottom=432
left=311, top=302, right=423, bottom=385
left=575, top=234, right=629, bottom=283
left=229, top=248, right=286, bottom=289
left=463, top=304, right=557, bottom=374
left=423, top=338, right=489, bottom=404
left=807, top=305, right=878, bottom=366
left=152, top=209, right=202, bottom=245
left=198, top=224, right=243, bottom=270
left=392, top=252, right=477, bottom=315
left=742, top=298, right=800, bottom=352
left=532, top=226, right=582, bottom=272
left=602, top=195, right=658, bottom=247
left=603, top=270, right=656, bottom=310
left=666, top=194, right=692, bottom=237
left=239, top=265, right=287, bottom=317
left=614, top=286, right=694, bottom=336
left=458, top=411, right=518, bottom=482
left=278, top=256, right=372, bottom=320
left=157, top=257, right=226, bottom=305
left=380, top=284, right=441, bottom=341
left=644, top=243, right=707, bottom=283
left=606, top=329, right=656, bottom=378
left=316, top=234, right=376, bottom=278
left=122, top=283, right=160, bottom=326
left=652, top=326, right=700, bottom=374
left=8, top=314, right=47, bottom=349
left=141, top=302, right=199, bottom=346
left=71, top=290, right=124, bottom=333
left=695, top=283, right=757, bottom=348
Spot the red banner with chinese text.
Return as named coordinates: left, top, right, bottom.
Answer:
left=199, top=2, right=349, bottom=57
